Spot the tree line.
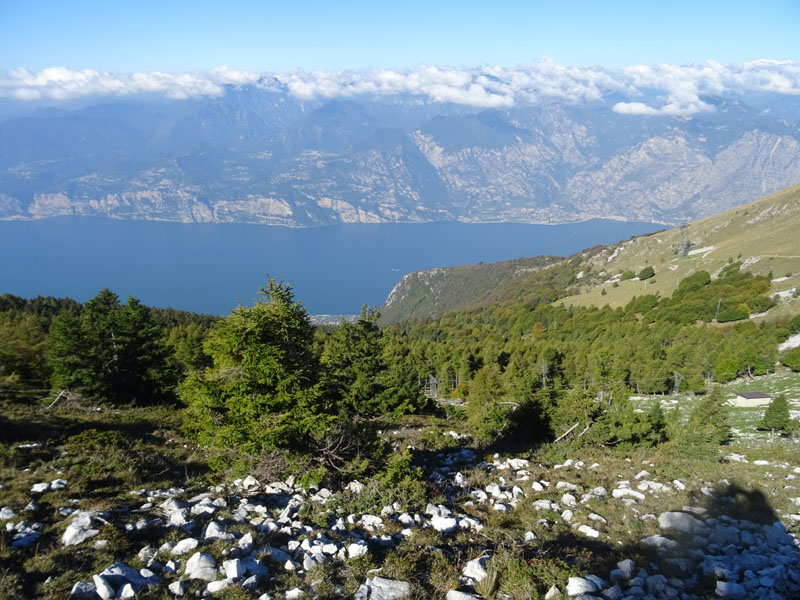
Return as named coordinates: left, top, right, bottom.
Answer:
left=1, top=261, right=798, bottom=480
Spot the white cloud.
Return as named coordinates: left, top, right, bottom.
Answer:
left=612, top=60, right=800, bottom=116
left=1, top=60, right=799, bottom=115
left=613, top=101, right=660, bottom=116
left=0, top=66, right=260, bottom=101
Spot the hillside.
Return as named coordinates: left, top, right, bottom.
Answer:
left=560, top=183, right=800, bottom=318
left=381, top=183, right=800, bottom=323
left=380, top=254, right=562, bottom=323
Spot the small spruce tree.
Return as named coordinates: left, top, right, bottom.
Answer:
left=674, top=386, right=730, bottom=452
left=760, top=394, right=790, bottom=431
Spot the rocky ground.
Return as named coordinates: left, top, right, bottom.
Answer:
left=2, top=402, right=800, bottom=600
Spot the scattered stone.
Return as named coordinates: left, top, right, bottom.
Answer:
left=348, top=541, right=370, bottom=559
left=172, top=537, right=199, bottom=556
left=566, top=576, right=597, bottom=596
left=207, top=578, right=234, bottom=593
left=62, top=512, right=100, bottom=546
left=431, top=515, right=458, bottom=533
left=658, top=511, right=708, bottom=536
left=446, top=591, right=482, bottom=600
left=92, top=574, right=115, bottom=600
left=223, top=558, right=245, bottom=579
left=544, top=585, right=562, bottom=599
left=462, top=556, right=488, bottom=582
left=354, top=576, right=410, bottom=599
left=168, top=580, right=189, bottom=596
left=184, top=552, right=217, bottom=581
left=578, top=524, right=599, bottom=538
left=70, top=581, right=96, bottom=599
left=715, top=581, right=747, bottom=598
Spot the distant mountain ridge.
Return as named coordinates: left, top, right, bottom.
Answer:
left=2, top=86, right=800, bottom=226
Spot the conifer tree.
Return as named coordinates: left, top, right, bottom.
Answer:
left=677, top=386, right=731, bottom=451
left=181, top=280, right=328, bottom=459
left=761, top=394, right=790, bottom=431
left=48, top=289, right=174, bottom=404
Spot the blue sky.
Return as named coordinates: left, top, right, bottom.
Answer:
left=1, top=0, right=798, bottom=73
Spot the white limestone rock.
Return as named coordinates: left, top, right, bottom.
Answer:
left=171, top=538, right=199, bottom=556
left=462, top=556, right=489, bottom=582
left=223, top=558, right=245, bottom=580
left=184, top=552, right=217, bottom=581
left=168, top=580, right=189, bottom=596
left=354, top=576, right=410, bottom=600
left=566, top=576, right=598, bottom=596
left=658, top=511, right=708, bottom=536
left=62, top=512, right=100, bottom=547
left=348, top=541, right=369, bottom=559
left=578, top=524, right=599, bottom=538
left=431, top=516, right=458, bottom=533
left=715, top=581, right=747, bottom=599
left=446, top=592, right=482, bottom=600
left=207, top=579, right=234, bottom=594
left=69, top=581, right=96, bottom=599
left=612, top=488, right=645, bottom=501
left=92, top=575, right=115, bottom=600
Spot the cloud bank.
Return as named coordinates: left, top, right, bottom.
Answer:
left=2, top=59, right=799, bottom=117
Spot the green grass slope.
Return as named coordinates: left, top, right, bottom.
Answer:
left=381, top=183, right=800, bottom=324
left=560, top=183, right=800, bottom=319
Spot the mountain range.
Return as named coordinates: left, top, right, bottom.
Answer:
left=2, top=84, right=800, bottom=226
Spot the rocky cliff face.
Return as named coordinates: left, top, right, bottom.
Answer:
left=2, top=90, right=800, bottom=226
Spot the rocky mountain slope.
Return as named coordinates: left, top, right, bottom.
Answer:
left=380, top=183, right=800, bottom=323
left=2, top=87, right=800, bottom=227
left=3, top=376, right=800, bottom=599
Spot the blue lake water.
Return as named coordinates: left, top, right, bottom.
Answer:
left=0, top=218, right=664, bottom=315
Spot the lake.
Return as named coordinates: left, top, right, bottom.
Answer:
left=1, top=218, right=664, bottom=315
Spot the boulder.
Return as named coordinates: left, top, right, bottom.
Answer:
left=446, top=592, right=482, bottom=600
left=207, top=579, right=234, bottom=594
left=223, top=558, right=245, bottom=579
left=715, top=581, right=747, bottom=599
left=462, top=556, right=489, bottom=582
left=92, top=575, right=115, bottom=600
left=354, top=576, right=410, bottom=599
left=658, top=511, right=708, bottom=536
left=185, top=552, right=217, bottom=581
left=431, top=515, right=458, bottom=533
left=69, top=581, right=96, bottom=599
left=171, top=537, right=199, bottom=556
left=566, top=576, right=598, bottom=596
left=167, top=579, right=189, bottom=596
left=62, top=521, right=99, bottom=547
